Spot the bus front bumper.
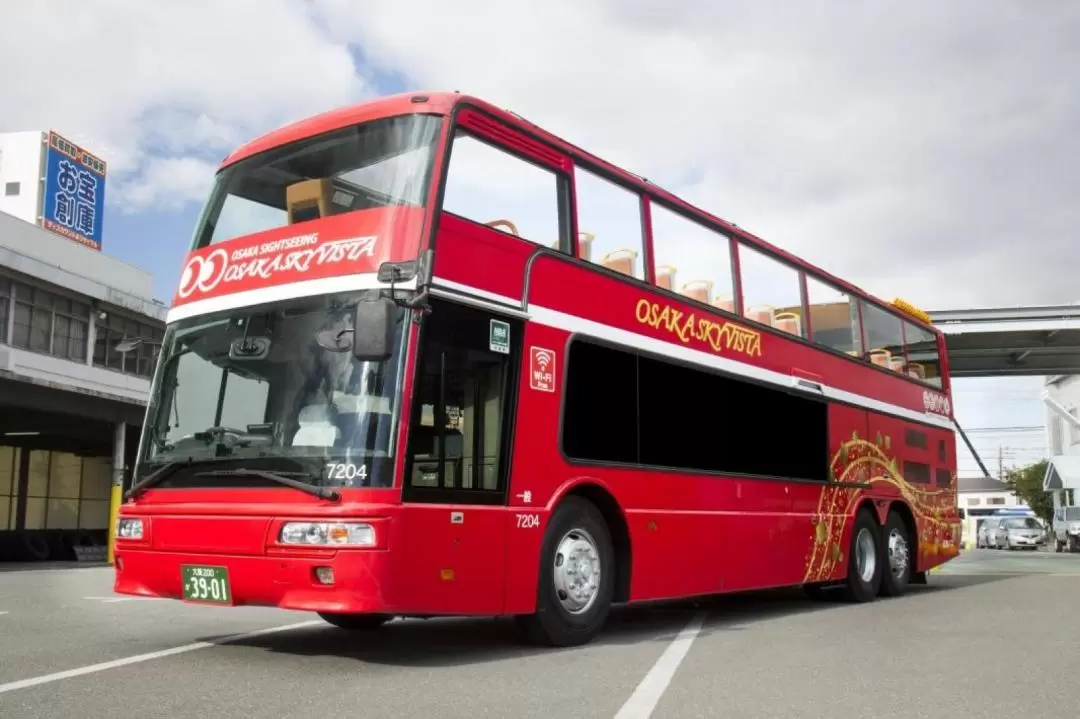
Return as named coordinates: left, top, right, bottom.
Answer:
left=113, top=549, right=392, bottom=614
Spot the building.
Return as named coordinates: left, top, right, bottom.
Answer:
left=1042, top=376, right=1080, bottom=518
left=1, top=129, right=165, bottom=560
left=1045, top=376, right=1080, bottom=458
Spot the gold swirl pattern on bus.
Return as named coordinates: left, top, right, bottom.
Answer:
left=634, top=299, right=763, bottom=357
left=803, top=432, right=959, bottom=584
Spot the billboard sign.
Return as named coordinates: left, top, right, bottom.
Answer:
left=40, top=131, right=107, bottom=251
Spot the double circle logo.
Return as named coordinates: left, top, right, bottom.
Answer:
left=177, top=248, right=229, bottom=299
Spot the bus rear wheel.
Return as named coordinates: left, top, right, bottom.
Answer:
left=879, top=510, right=912, bottom=597
left=841, top=508, right=883, bottom=602
left=317, top=612, right=392, bottom=630
left=516, top=496, right=615, bottom=648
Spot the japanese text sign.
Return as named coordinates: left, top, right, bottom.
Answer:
left=41, top=131, right=107, bottom=251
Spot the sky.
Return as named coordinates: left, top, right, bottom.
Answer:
left=1, top=0, right=1075, bottom=476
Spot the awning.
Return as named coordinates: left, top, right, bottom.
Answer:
left=1042, top=455, right=1080, bottom=491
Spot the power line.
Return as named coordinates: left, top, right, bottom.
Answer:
left=963, top=426, right=1045, bottom=433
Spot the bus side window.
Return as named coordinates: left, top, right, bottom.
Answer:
left=573, top=166, right=646, bottom=279
left=441, top=129, right=561, bottom=248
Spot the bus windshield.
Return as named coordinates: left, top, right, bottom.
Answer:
left=138, top=290, right=408, bottom=490
left=191, top=113, right=443, bottom=248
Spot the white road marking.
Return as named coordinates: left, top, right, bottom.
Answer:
left=614, top=612, right=706, bottom=719
left=83, top=596, right=163, bottom=603
left=0, top=611, right=8, bottom=616
left=0, top=620, right=322, bottom=695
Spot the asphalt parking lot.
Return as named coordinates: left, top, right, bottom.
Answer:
left=2, top=549, right=1079, bottom=718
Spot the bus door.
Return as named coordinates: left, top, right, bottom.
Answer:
left=399, top=298, right=523, bottom=614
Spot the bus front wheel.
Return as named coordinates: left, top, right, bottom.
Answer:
left=516, top=496, right=615, bottom=648
left=317, top=612, right=392, bottom=630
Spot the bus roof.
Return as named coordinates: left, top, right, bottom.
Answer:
left=220, top=90, right=940, bottom=335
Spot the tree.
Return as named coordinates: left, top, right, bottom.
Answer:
left=1002, top=459, right=1054, bottom=524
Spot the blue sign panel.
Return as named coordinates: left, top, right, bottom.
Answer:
left=40, top=131, right=107, bottom=251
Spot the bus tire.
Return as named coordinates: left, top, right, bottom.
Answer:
left=841, top=508, right=883, bottom=603
left=317, top=612, right=392, bottom=630
left=879, top=510, right=912, bottom=597
left=516, top=496, right=614, bottom=648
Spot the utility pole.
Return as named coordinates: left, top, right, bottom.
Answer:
left=998, top=446, right=1004, bottom=481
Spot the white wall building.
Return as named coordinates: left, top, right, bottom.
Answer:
left=0, top=131, right=48, bottom=225
left=1045, top=376, right=1080, bottom=458
left=1042, top=376, right=1080, bottom=514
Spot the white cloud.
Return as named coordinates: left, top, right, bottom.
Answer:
left=115, top=156, right=219, bottom=214
left=0, top=0, right=370, bottom=213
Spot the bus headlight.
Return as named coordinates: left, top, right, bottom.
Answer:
left=279, top=522, right=375, bottom=547
left=116, top=518, right=144, bottom=540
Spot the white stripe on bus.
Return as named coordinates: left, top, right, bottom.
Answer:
left=166, top=273, right=416, bottom=323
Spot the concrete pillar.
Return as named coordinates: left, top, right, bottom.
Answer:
left=106, top=420, right=126, bottom=565
left=86, top=312, right=97, bottom=366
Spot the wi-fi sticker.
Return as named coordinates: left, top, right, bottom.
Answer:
left=528, top=346, right=556, bottom=393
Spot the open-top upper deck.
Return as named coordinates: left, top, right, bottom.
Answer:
left=217, top=90, right=942, bottom=339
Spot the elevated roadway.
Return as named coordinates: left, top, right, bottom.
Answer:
left=929, top=303, right=1080, bottom=377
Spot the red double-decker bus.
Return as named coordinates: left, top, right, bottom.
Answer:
left=113, top=91, right=960, bottom=646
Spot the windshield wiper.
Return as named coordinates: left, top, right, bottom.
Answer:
left=125, top=461, right=183, bottom=501
left=193, top=468, right=341, bottom=502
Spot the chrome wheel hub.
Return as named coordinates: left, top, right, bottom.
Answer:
left=888, top=527, right=909, bottom=579
left=552, top=528, right=601, bottom=614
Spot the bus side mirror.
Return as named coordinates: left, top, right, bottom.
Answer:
left=352, top=298, right=395, bottom=362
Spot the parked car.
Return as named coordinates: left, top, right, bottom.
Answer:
left=990, top=517, right=1045, bottom=550
left=1052, top=506, right=1080, bottom=552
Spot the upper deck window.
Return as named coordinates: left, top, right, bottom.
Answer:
left=190, top=114, right=442, bottom=249
left=860, top=300, right=907, bottom=373
left=901, top=318, right=944, bottom=388
left=738, top=243, right=805, bottom=337
left=650, top=203, right=735, bottom=312
left=441, top=130, right=561, bottom=247
left=573, top=166, right=646, bottom=280
left=805, top=274, right=862, bottom=357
